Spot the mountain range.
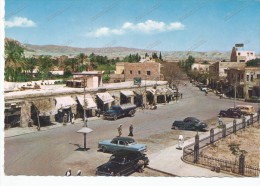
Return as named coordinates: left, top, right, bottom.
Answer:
left=6, top=38, right=250, bottom=62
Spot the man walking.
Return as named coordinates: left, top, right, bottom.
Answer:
left=117, top=124, right=122, bottom=137
left=65, top=168, right=71, bottom=176
left=83, top=116, right=88, bottom=127
left=128, top=124, right=133, bottom=136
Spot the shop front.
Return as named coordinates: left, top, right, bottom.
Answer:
left=54, top=96, right=77, bottom=123
left=96, top=92, right=115, bottom=111
left=120, top=90, right=135, bottom=105
left=77, top=94, right=97, bottom=118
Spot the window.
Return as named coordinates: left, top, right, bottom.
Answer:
left=240, top=60, right=245, bottom=62
left=119, top=141, right=125, bottom=145
left=257, top=74, right=260, bottom=79
left=138, top=70, right=141, bottom=75
left=238, top=52, right=240, bottom=55
left=251, top=75, right=253, bottom=82
left=247, top=75, right=249, bottom=81
left=147, top=71, right=151, bottom=75
left=130, top=70, right=132, bottom=74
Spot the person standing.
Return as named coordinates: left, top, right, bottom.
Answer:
left=128, top=124, right=133, bottom=136
left=83, top=116, right=88, bottom=127
left=218, top=116, right=223, bottom=127
left=65, top=168, right=71, bottom=176
left=117, top=124, right=122, bottom=137
left=63, top=113, right=68, bottom=126
left=180, top=93, right=183, bottom=99
left=71, top=113, right=75, bottom=124
left=77, top=170, right=81, bottom=176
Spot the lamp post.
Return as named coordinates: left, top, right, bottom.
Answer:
left=83, top=78, right=86, bottom=126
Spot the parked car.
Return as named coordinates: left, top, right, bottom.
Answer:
left=235, top=105, right=255, bottom=115
left=172, top=117, right=208, bottom=131
left=96, top=150, right=149, bottom=176
left=219, top=108, right=243, bottom=118
left=98, top=137, right=147, bottom=153
left=103, top=104, right=136, bottom=120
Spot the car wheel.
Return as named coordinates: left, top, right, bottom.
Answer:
left=113, top=115, right=117, bottom=120
left=129, top=110, right=135, bottom=117
left=102, top=146, right=107, bottom=153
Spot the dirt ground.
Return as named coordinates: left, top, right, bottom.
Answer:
left=201, top=123, right=260, bottom=166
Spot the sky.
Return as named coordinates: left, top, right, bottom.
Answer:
left=4, top=0, right=260, bottom=52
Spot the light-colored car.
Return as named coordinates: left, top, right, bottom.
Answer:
left=98, top=137, right=147, bottom=153
left=236, top=105, right=255, bottom=115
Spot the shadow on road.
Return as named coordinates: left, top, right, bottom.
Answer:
left=72, top=143, right=90, bottom=151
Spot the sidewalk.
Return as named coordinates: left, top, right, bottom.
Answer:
left=4, top=116, right=101, bottom=138
left=147, top=116, right=253, bottom=177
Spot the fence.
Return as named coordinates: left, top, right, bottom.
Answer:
left=183, top=113, right=260, bottom=177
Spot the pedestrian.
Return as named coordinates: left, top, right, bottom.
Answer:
left=117, top=124, right=122, bottom=137
left=71, top=113, right=75, bottom=124
left=177, top=135, right=184, bottom=150
left=77, top=170, right=81, bottom=176
left=63, top=113, right=68, bottom=125
left=180, top=93, right=183, bottom=99
left=128, top=124, right=133, bottom=136
left=65, top=168, right=71, bottom=176
left=218, top=116, right=223, bottom=127
left=83, top=116, right=88, bottom=127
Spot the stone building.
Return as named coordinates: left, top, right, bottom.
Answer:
left=230, top=46, right=256, bottom=62
left=226, top=67, right=260, bottom=99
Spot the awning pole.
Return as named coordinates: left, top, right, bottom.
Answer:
left=84, top=133, right=86, bottom=149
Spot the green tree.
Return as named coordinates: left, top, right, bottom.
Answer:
left=246, top=58, right=260, bottom=67
left=4, top=40, right=25, bottom=81
left=38, top=55, right=53, bottom=80
left=159, top=52, right=162, bottom=61
left=24, top=57, right=38, bottom=80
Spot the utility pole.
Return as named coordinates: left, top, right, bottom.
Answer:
left=83, top=78, right=86, bottom=126
left=234, top=73, right=237, bottom=108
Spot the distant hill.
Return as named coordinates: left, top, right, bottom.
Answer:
left=7, top=38, right=259, bottom=62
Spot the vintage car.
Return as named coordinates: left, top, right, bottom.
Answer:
left=103, top=104, right=136, bottom=120
left=219, top=108, right=243, bottom=118
left=98, top=137, right=147, bottom=153
left=235, top=105, right=255, bottom=115
left=96, top=150, right=149, bottom=176
left=172, top=117, right=208, bottom=131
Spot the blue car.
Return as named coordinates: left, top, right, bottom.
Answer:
left=98, top=137, right=147, bottom=153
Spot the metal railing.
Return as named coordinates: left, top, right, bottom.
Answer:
left=183, top=114, right=260, bottom=177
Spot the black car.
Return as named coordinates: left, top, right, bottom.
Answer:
left=103, top=104, right=136, bottom=120
left=172, top=117, right=208, bottom=131
left=219, top=108, right=243, bottom=118
left=96, top=150, right=149, bottom=176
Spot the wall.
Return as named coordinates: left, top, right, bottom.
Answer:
left=124, top=62, right=160, bottom=81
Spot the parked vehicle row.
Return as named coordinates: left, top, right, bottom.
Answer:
left=218, top=105, right=255, bottom=118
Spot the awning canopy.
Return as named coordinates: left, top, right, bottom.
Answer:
left=146, top=88, right=157, bottom=95
left=77, top=94, right=97, bottom=109
left=120, top=90, right=135, bottom=97
left=96, top=92, right=114, bottom=104
left=77, top=127, right=93, bottom=134
left=32, top=99, right=57, bottom=116
left=55, top=96, right=77, bottom=110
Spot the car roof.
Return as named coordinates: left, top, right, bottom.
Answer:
left=112, top=149, right=141, bottom=156
left=184, top=117, right=199, bottom=120
left=112, top=137, right=135, bottom=142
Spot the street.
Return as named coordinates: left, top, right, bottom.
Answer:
left=4, top=82, right=258, bottom=176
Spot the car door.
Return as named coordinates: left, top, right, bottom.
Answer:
left=110, top=139, right=118, bottom=152
left=118, top=140, right=127, bottom=150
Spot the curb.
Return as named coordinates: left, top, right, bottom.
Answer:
left=146, top=166, right=177, bottom=177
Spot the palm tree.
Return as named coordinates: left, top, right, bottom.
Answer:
left=77, top=53, right=87, bottom=71
left=4, top=40, right=25, bottom=81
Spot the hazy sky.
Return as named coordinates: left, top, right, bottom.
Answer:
left=4, top=0, right=260, bottom=52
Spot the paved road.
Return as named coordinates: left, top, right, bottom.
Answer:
left=4, top=83, right=258, bottom=176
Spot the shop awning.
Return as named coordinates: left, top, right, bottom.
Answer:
left=120, top=90, right=135, bottom=97
left=55, top=96, right=77, bottom=110
left=96, top=92, right=114, bottom=104
left=157, top=88, right=168, bottom=95
left=166, top=88, right=175, bottom=95
left=77, top=94, right=97, bottom=109
left=146, top=89, right=157, bottom=95
left=32, top=99, right=57, bottom=116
